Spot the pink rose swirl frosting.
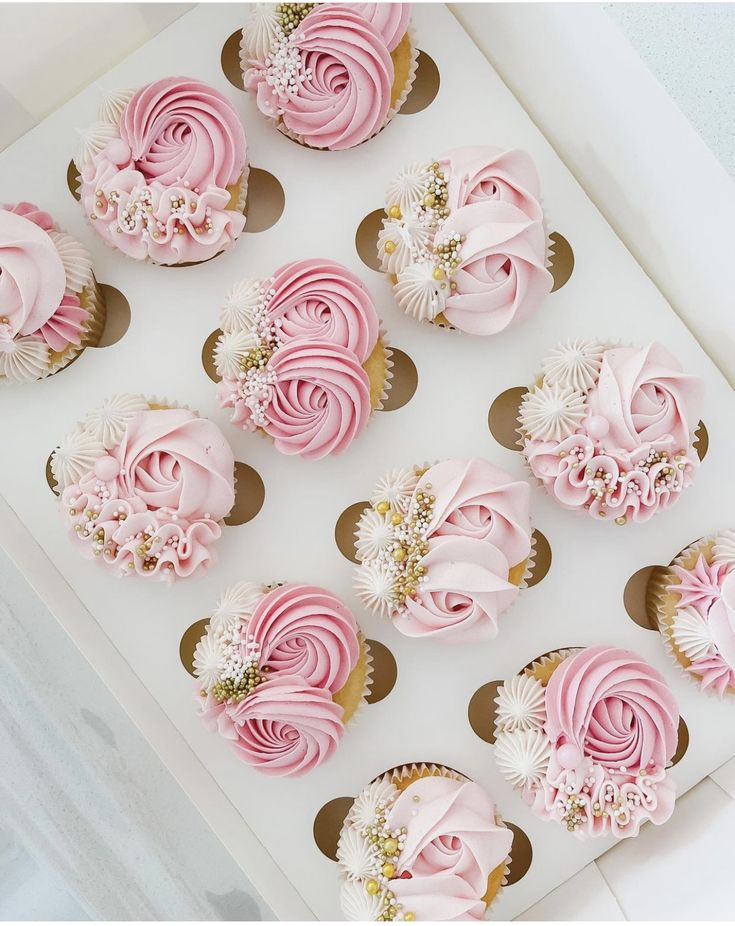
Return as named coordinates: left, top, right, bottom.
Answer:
left=3, top=201, right=54, bottom=232
left=387, top=776, right=512, bottom=921
left=79, top=77, right=247, bottom=264
left=0, top=206, right=66, bottom=337
left=524, top=343, right=704, bottom=523
left=223, top=675, right=345, bottom=777
left=587, top=343, right=704, bottom=455
left=396, top=535, right=518, bottom=642
left=350, top=3, right=411, bottom=52
left=418, top=458, right=532, bottom=567
left=60, top=408, right=234, bottom=580
left=545, top=645, right=679, bottom=775
left=248, top=4, right=394, bottom=150
left=266, top=258, right=379, bottom=362
left=440, top=146, right=544, bottom=221
left=439, top=200, right=552, bottom=335
left=248, top=583, right=360, bottom=694
left=263, top=340, right=372, bottom=459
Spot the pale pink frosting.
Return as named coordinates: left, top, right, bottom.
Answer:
left=440, top=146, right=544, bottom=221
left=60, top=408, right=234, bottom=581
left=350, top=3, right=411, bottom=51
left=248, top=583, right=360, bottom=694
left=79, top=77, right=247, bottom=264
left=418, top=458, right=532, bottom=567
left=266, top=258, right=379, bottom=362
left=545, top=646, right=679, bottom=775
left=440, top=201, right=552, bottom=335
left=524, top=343, right=704, bottom=523
left=36, top=294, right=89, bottom=352
left=246, top=4, right=394, bottom=150
left=669, top=555, right=735, bottom=696
left=0, top=206, right=66, bottom=337
left=203, top=675, right=344, bottom=777
left=3, top=201, right=54, bottom=231
left=387, top=776, right=512, bottom=921
left=587, top=344, right=704, bottom=454
left=515, top=646, right=680, bottom=839
left=397, top=536, right=518, bottom=642
left=220, top=340, right=372, bottom=460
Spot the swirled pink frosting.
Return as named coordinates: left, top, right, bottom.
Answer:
left=248, top=583, right=360, bottom=694
left=351, top=3, right=411, bottom=52
left=387, top=776, right=511, bottom=921
left=245, top=4, right=395, bottom=150
left=524, top=343, right=704, bottom=523
left=440, top=146, right=544, bottom=221
left=79, top=77, right=247, bottom=264
left=201, top=675, right=344, bottom=777
left=419, top=458, right=532, bottom=567
left=669, top=555, right=735, bottom=696
left=513, top=646, right=679, bottom=838
left=440, top=201, right=552, bottom=335
left=545, top=646, right=679, bottom=775
left=397, top=536, right=518, bottom=643
left=0, top=206, right=66, bottom=338
left=587, top=344, right=703, bottom=455
left=61, top=408, right=234, bottom=580
left=266, top=258, right=379, bottom=362
left=219, top=340, right=372, bottom=460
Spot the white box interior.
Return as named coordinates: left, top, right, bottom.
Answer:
left=1, top=4, right=734, bottom=920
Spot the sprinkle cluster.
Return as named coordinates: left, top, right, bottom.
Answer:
left=355, top=467, right=434, bottom=616
left=255, top=5, right=314, bottom=111
left=207, top=623, right=265, bottom=704
left=90, top=183, right=217, bottom=242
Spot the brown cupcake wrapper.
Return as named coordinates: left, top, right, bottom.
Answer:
left=333, top=631, right=373, bottom=729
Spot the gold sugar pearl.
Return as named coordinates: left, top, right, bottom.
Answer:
left=383, top=240, right=397, bottom=254
left=375, top=501, right=391, bottom=515
left=365, top=878, right=379, bottom=895
left=388, top=205, right=401, bottom=220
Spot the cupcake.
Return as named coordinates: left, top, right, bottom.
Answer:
left=337, top=763, right=512, bottom=920
left=354, top=458, right=533, bottom=642
left=75, top=77, right=248, bottom=264
left=377, top=147, right=552, bottom=333
left=493, top=645, right=680, bottom=839
left=51, top=396, right=235, bottom=580
left=652, top=531, right=735, bottom=697
left=0, top=202, right=105, bottom=383
left=214, top=258, right=391, bottom=459
left=240, top=3, right=417, bottom=150
left=518, top=340, right=705, bottom=523
left=194, top=581, right=370, bottom=776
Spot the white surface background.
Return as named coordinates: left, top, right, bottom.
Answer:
left=1, top=2, right=734, bottom=921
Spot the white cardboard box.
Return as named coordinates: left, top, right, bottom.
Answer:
left=1, top=3, right=734, bottom=920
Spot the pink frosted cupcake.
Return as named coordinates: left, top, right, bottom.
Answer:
left=194, top=582, right=371, bottom=776
left=493, top=645, right=680, bottom=839
left=354, top=458, right=533, bottom=642
left=377, top=147, right=552, bottom=333
left=240, top=3, right=416, bottom=150
left=653, top=532, right=735, bottom=697
left=75, top=77, right=248, bottom=264
left=519, top=340, right=705, bottom=524
left=0, top=202, right=105, bottom=383
left=337, top=764, right=512, bottom=920
left=51, top=395, right=235, bottom=581
left=213, top=258, right=391, bottom=459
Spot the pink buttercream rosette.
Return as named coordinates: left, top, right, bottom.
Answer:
left=194, top=582, right=370, bottom=777
left=493, top=645, right=680, bottom=840
left=354, top=458, right=534, bottom=643
left=52, top=397, right=235, bottom=581
left=76, top=77, right=248, bottom=265
left=214, top=258, right=390, bottom=460
left=378, top=146, right=553, bottom=335
left=337, top=764, right=513, bottom=920
left=519, top=340, right=705, bottom=524
left=654, top=533, right=735, bottom=698
left=0, top=202, right=103, bottom=383
left=240, top=3, right=416, bottom=150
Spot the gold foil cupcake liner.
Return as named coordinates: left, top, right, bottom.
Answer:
left=45, top=274, right=107, bottom=379
left=332, top=631, right=374, bottom=730
left=523, top=648, right=580, bottom=687
left=650, top=535, right=735, bottom=698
